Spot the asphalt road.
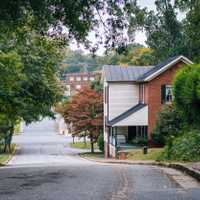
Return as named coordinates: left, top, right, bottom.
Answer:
left=0, top=118, right=200, bottom=200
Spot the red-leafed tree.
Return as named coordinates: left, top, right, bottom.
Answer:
left=61, top=85, right=103, bottom=153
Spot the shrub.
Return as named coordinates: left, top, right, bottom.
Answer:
left=151, top=104, right=182, bottom=145
left=160, top=129, right=200, bottom=161
left=131, top=137, right=148, bottom=146
left=97, top=134, right=104, bottom=152
left=173, top=64, right=200, bottom=127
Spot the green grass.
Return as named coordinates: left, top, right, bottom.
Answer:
left=0, top=144, right=16, bottom=165
left=80, top=152, right=104, bottom=159
left=70, top=141, right=98, bottom=149
left=126, top=148, right=164, bottom=161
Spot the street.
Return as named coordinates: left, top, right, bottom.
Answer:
left=0, top=119, right=200, bottom=200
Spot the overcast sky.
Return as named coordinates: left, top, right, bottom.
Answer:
left=69, top=1, right=156, bottom=55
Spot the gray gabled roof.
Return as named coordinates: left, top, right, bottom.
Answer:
left=103, top=65, right=154, bottom=82
left=107, top=103, right=147, bottom=126
left=103, top=55, right=193, bottom=82
left=139, top=56, right=181, bottom=80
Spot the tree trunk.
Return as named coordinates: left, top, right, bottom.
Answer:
left=8, top=126, right=14, bottom=153
left=3, top=140, right=7, bottom=153
left=90, top=137, right=94, bottom=153
left=72, top=135, right=75, bottom=144
left=84, top=132, right=86, bottom=146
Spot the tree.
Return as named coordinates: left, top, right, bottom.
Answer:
left=175, top=0, right=200, bottom=62
left=99, top=44, right=155, bottom=66
left=0, top=51, right=25, bottom=152
left=173, top=64, right=200, bottom=127
left=61, top=86, right=103, bottom=153
left=143, top=0, right=187, bottom=62
left=0, top=0, right=143, bottom=51
left=0, top=22, right=64, bottom=152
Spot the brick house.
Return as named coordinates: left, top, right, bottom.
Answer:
left=102, top=55, right=193, bottom=158
left=61, top=72, right=99, bottom=97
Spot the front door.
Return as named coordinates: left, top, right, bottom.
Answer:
left=128, top=126, right=136, bottom=142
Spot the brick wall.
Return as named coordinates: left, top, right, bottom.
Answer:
left=144, top=61, right=184, bottom=139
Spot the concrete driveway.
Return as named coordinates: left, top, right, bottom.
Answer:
left=0, top=118, right=200, bottom=200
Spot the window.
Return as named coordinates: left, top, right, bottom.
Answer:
left=89, top=77, right=95, bottom=81
left=139, top=84, right=145, bottom=103
left=83, top=76, right=88, bottom=81
left=76, top=85, right=81, bottom=89
left=69, top=76, right=74, bottom=81
left=76, top=76, right=81, bottom=81
left=161, top=85, right=173, bottom=103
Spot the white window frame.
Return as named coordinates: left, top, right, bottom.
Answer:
left=89, top=77, right=95, bottom=81
left=83, top=76, right=88, bottom=81
left=69, top=76, right=74, bottom=81
left=76, top=76, right=81, bottom=81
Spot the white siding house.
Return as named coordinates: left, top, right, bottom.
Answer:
left=108, top=83, right=139, bottom=120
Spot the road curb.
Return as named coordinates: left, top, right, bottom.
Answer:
left=80, top=155, right=200, bottom=182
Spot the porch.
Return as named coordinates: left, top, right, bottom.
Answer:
left=108, top=126, right=148, bottom=158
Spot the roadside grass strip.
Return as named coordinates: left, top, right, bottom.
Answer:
left=70, top=141, right=98, bottom=149
left=0, top=144, right=16, bottom=166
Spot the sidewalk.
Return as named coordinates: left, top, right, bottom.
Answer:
left=80, top=155, right=200, bottom=182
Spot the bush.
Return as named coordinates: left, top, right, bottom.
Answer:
left=173, top=64, right=200, bottom=127
left=160, top=129, right=200, bottom=161
left=131, top=137, right=148, bottom=146
left=97, top=134, right=104, bottom=152
left=151, top=104, right=182, bottom=145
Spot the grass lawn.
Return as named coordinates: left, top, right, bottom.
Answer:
left=126, top=148, right=164, bottom=161
left=70, top=141, right=98, bottom=149
left=0, top=144, right=16, bottom=166
left=80, top=152, right=104, bottom=159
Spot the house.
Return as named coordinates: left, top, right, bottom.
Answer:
left=102, top=55, right=193, bottom=158
left=61, top=72, right=100, bottom=97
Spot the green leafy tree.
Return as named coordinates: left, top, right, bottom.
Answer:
left=0, top=0, right=143, bottom=51
left=144, top=0, right=187, bottom=62
left=0, top=22, right=63, bottom=152
left=0, top=51, right=25, bottom=152
left=175, top=0, right=200, bottom=62
left=173, top=64, right=200, bottom=127
left=100, top=44, right=155, bottom=66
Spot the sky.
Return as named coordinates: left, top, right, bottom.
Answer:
left=69, top=1, right=156, bottom=55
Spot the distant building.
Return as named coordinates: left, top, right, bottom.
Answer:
left=58, top=71, right=100, bottom=135
left=61, top=71, right=100, bottom=97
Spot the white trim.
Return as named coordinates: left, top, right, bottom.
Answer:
left=144, top=56, right=193, bottom=81
left=142, top=84, right=145, bottom=103
left=113, top=106, right=148, bottom=126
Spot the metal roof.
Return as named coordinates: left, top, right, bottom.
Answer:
left=139, top=56, right=181, bottom=80
left=103, top=55, right=192, bottom=82
left=103, top=65, right=154, bottom=82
